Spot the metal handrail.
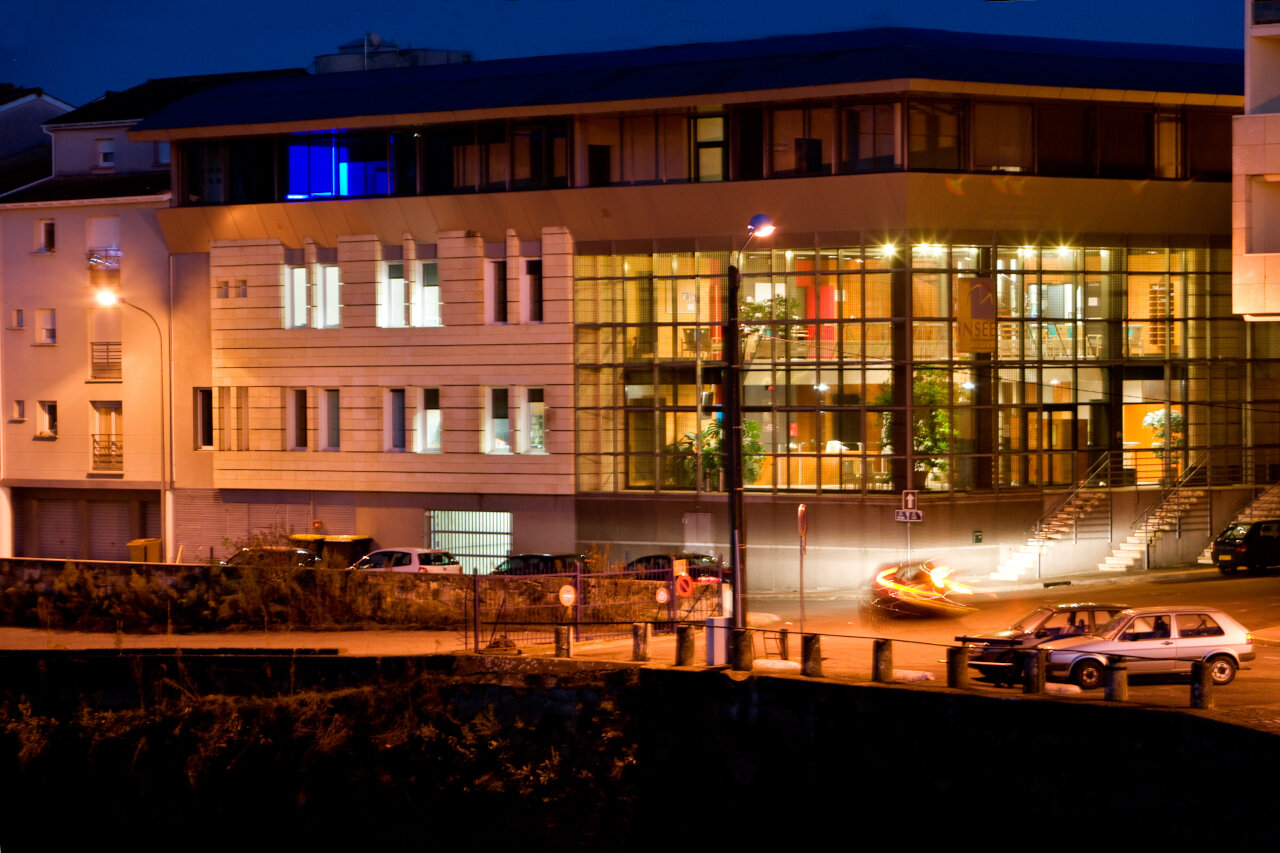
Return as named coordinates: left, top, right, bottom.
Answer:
left=1026, top=451, right=1111, bottom=542
left=1129, top=451, right=1208, bottom=546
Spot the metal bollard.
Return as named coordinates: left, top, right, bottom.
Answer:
left=632, top=622, right=651, bottom=662
left=801, top=633, right=823, bottom=677
left=554, top=626, right=573, bottom=658
left=1190, top=659, right=1214, bottom=710
left=1104, top=656, right=1128, bottom=702
left=872, top=638, right=893, bottom=682
left=1021, top=649, right=1046, bottom=694
left=731, top=628, right=754, bottom=671
left=675, top=625, right=695, bottom=667
left=946, top=646, right=970, bottom=689
left=778, top=628, right=790, bottom=660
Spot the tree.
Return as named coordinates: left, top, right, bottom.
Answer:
left=665, top=419, right=765, bottom=490
left=873, top=368, right=955, bottom=477
left=1142, top=408, right=1185, bottom=459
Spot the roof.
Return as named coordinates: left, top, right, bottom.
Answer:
left=134, top=27, right=1243, bottom=134
left=47, top=69, right=307, bottom=127
left=0, top=172, right=169, bottom=204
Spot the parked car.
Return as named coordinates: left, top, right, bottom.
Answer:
left=1040, top=605, right=1254, bottom=689
left=868, top=558, right=973, bottom=616
left=349, top=548, right=462, bottom=574
left=491, top=554, right=586, bottom=576
left=1211, top=519, right=1280, bottom=574
left=221, top=546, right=322, bottom=568
left=624, top=553, right=728, bottom=581
left=958, top=602, right=1128, bottom=683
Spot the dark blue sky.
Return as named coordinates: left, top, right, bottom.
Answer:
left=4, top=0, right=1245, bottom=108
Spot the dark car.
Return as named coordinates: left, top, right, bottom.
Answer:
left=221, top=547, right=322, bottom=568
left=624, top=553, right=728, bottom=581
left=958, top=602, right=1128, bottom=684
left=491, top=554, right=586, bottom=576
left=1211, top=519, right=1280, bottom=574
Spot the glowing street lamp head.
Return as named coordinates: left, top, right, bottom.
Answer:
left=746, top=213, right=775, bottom=239
left=95, top=289, right=119, bottom=307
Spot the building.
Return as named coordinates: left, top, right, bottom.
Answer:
left=4, top=27, right=1266, bottom=585
left=0, top=72, right=301, bottom=561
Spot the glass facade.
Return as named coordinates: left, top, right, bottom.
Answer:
left=574, top=238, right=1273, bottom=495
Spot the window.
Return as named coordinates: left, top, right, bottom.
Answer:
left=417, top=388, right=442, bottom=452
left=525, top=260, right=543, bottom=323
left=487, top=388, right=510, bottom=452
left=315, top=265, right=342, bottom=328
left=693, top=116, right=726, bottom=182
left=34, top=309, right=55, bottom=344
left=216, top=280, right=230, bottom=299
left=908, top=101, right=964, bottom=171
left=842, top=103, right=900, bottom=172
left=387, top=388, right=406, bottom=450
left=489, top=260, right=508, bottom=323
left=526, top=387, right=546, bottom=452
left=414, top=261, right=442, bottom=326
left=195, top=388, right=213, bottom=449
left=1035, top=104, right=1091, bottom=176
left=288, top=388, right=308, bottom=450
left=91, top=401, right=123, bottom=471
left=37, top=401, right=57, bottom=437
left=35, top=220, right=54, bottom=253
left=90, top=307, right=122, bottom=380
left=11, top=309, right=23, bottom=329
left=770, top=106, right=834, bottom=176
left=12, top=400, right=25, bottom=421
left=237, top=280, right=248, bottom=298
left=972, top=102, right=1032, bottom=173
left=94, top=138, right=115, bottom=169
left=380, top=262, right=408, bottom=327
left=284, top=267, right=308, bottom=328
left=1097, top=107, right=1152, bottom=179
left=322, top=389, right=340, bottom=450
left=154, top=141, right=171, bottom=167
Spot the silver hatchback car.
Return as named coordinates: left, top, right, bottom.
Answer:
left=1040, top=605, right=1254, bottom=689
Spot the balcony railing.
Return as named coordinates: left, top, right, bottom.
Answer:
left=92, top=435, right=123, bottom=471
left=91, top=341, right=121, bottom=379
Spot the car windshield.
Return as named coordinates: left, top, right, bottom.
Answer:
left=1094, top=612, right=1134, bottom=639
left=1010, top=608, right=1054, bottom=632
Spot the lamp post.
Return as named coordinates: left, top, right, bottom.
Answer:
left=726, top=213, right=775, bottom=629
left=96, top=290, right=167, bottom=561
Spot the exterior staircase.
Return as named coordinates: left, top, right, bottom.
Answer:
left=990, top=454, right=1111, bottom=582
left=1097, top=455, right=1209, bottom=572
left=1196, top=483, right=1280, bottom=564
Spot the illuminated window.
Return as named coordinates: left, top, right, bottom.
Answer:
left=693, top=116, right=726, bottom=182
left=417, top=388, right=441, bottom=452
left=284, top=267, right=308, bottom=328
left=314, top=265, right=342, bottom=328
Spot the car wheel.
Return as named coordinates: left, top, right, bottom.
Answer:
left=1071, top=659, right=1105, bottom=690
left=1207, top=655, right=1237, bottom=686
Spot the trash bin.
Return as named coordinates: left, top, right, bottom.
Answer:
left=127, top=537, right=162, bottom=563
left=322, top=534, right=373, bottom=567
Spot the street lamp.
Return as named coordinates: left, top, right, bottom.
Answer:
left=726, top=213, right=775, bottom=629
left=96, top=289, right=168, bottom=561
